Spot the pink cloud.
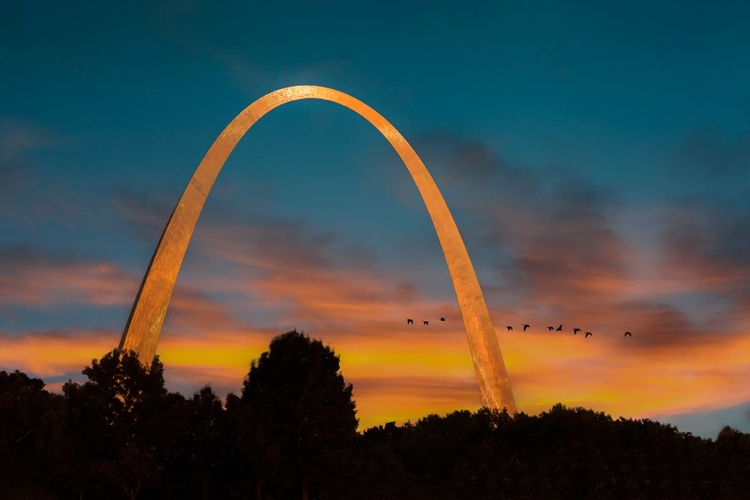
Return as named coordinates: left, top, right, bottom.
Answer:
left=0, top=246, right=138, bottom=308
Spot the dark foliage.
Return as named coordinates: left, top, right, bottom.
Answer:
left=0, top=370, right=69, bottom=498
left=237, top=330, right=359, bottom=499
left=361, top=404, right=750, bottom=500
left=62, top=349, right=170, bottom=499
left=1, top=334, right=749, bottom=499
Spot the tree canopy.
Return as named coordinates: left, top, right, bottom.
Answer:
left=239, top=330, right=359, bottom=500
left=1, top=334, right=748, bottom=499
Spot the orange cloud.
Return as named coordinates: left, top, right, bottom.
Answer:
left=0, top=329, right=117, bottom=380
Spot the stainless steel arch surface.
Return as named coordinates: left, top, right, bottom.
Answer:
left=119, top=86, right=517, bottom=413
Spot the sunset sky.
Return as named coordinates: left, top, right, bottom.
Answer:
left=1, top=1, right=749, bottom=437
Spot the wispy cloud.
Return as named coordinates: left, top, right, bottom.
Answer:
left=0, top=116, right=60, bottom=161
left=0, top=245, right=137, bottom=308
left=0, top=117, right=61, bottom=209
left=658, top=199, right=750, bottom=324
left=0, top=328, right=117, bottom=378
left=672, top=128, right=750, bottom=179
left=110, top=188, right=177, bottom=243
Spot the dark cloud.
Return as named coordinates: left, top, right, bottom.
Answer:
left=0, top=327, right=116, bottom=343
left=0, top=117, right=60, bottom=208
left=508, top=176, right=627, bottom=296
left=414, top=130, right=629, bottom=301
left=673, top=128, right=750, bottom=179
left=617, top=300, right=708, bottom=351
left=0, top=118, right=93, bottom=226
left=413, top=130, right=506, bottom=183
left=412, top=130, right=540, bottom=205
left=659, top=198, right=750, bottom=322
left=660, top=199, right=750, bottom=269
left=0, top=162, right=26, bottom=207
left=111, top=188, right=177, bottom=243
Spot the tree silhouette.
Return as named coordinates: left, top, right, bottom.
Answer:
left=239, top=330, right=359, bottom=500
left=0, top=370, right=68, bottom=497
left=159, top=385, right=233, bottom=499
left=3, top=335, right=750, bottom=498
left=63, top=349, right=169, bottom=499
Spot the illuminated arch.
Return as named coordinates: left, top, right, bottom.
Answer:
left=119, top=86, right=516, bottom=413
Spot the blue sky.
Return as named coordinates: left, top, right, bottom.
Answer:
left=1, top=1, right=749, bottom=435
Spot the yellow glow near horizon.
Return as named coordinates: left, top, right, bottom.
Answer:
left=3, top=327, right=749, bottom=431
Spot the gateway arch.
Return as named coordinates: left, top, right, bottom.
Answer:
left=119, top=86, right=516, bottom=413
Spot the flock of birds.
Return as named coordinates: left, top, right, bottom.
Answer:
left=504, top=324, right=633, bottom=338
left=406, top=318, right=633, bottom=338
left=406, top=317, right=445, bottom=326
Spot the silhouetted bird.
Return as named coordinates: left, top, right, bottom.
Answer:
left=624, top=331, right=632, bottom=337
left=407, top=319, right=413, bottom=325
left=507, top=326, right=513, bottom=331
left=440, top=317, right=445, bottom=322
left=556, top=324, right=563, bottom=331
left=573, top=328, right=581, bottom=335
left=423, top=321, right=429, bottom=326
left=548, top=326, right=554, bottom=331
left=523, top=324, right=530, bottom=331
left=585, top=332, right=593, bottom=338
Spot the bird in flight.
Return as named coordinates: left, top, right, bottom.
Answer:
left=556, top=324, right=563, bottom=331
left=624, top=331, right=632, bottom=337
left=585, top=332, right=593, bottom=338
left=423, top=320, right=429, bottom=326
left=506, top=326, right=513, bottom=331
left=407, top=319, right=413, bottom=325
left=573, top=328, right=581, bottom=335
left=547, top=326, right=554, bottom=331
left=523, top=324, right=530, bottom=331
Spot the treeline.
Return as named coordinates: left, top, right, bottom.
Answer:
left=1, top=330, right=748, bottom=499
